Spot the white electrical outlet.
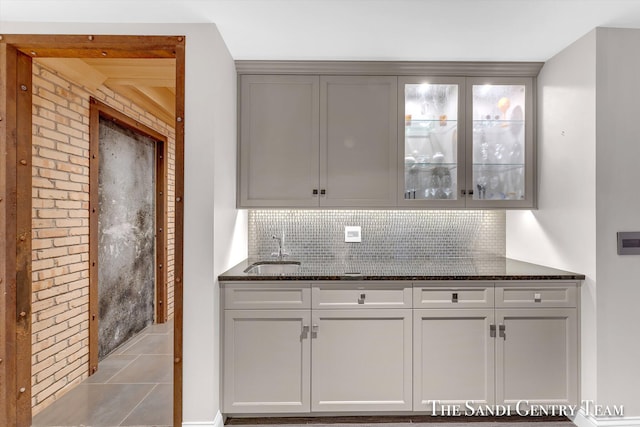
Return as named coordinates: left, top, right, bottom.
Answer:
left=345, top=226, right=361, bottom=243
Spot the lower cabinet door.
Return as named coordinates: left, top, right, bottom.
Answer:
left=223, top=310, right=311, bottom=413
left=311, top=309, right=412, bottom=411
left=495, top=308, right=578, bottom=407
left=413, top=309, right=495, bottom=412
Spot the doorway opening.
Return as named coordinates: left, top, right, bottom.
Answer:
left=0, top=35, right=185, bottom=427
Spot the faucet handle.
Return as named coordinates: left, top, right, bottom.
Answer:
left=270, top=252, right=280, bottom=258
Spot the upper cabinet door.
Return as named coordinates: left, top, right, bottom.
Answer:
left=319, top=76, right=398, bottom=207
left=239, top=75, right=320, bottom=207
left=398, top=77, right=466, bottom=208
left=465, top=77, right=535, bottom=208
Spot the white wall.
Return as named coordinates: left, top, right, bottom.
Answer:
left=594, top=27, right=640, bottom=415
left=509, top=27, right=640, bottom=419
left=0, top=21, right=246, bottom=424
left=506, top=30, right=598, bottom=404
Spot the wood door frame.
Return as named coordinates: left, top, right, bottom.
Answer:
left=0, top=35, right=185, bottom=427
left=88, top=98, right=168, bottom=374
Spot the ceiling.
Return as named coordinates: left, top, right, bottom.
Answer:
left=5, top=0, right=640, bottom=123
left=35, top=58, right=176, bottom=124
left=4, top=0, right=640, bottom=62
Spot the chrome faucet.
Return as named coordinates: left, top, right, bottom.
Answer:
left=271, top=234, right=290, bottom=261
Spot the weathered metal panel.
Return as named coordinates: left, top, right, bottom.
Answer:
left=98, top=117, right=155, bottom=359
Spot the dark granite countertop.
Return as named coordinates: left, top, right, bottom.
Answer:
left=218, top=257, right=585, bottom=282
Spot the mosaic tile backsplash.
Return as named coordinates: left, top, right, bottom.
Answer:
left=248, top=210, right=505, bottom=260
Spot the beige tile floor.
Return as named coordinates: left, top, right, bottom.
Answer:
left=32, top=320, right=173, bottom=427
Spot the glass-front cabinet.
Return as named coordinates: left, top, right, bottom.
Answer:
left=399, top=77, right=465, bottom=207
left=467, top=77, right=534, bottom=208
left=399, top=76, right=534, bottom=208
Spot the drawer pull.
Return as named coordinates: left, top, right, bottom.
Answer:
left=534, top=292, right=542, bottom=303
left=452, top=292, right=458, bottom=303
left=358, top=293, right=366, bottom=304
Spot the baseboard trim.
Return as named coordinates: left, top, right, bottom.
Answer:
left=182, top=411, right=224, bottom=427
left=572, top=409, right=640, bottom=427
left=215, top=410, right=225, bottom=427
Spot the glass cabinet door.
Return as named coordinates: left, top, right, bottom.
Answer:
left=399, top=77, right=465, bottom=207
left=467, top=78, right=533, bottom=207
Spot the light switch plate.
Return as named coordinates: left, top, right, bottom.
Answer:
left=345, top=226, right=361, bottom=243
left=617, top=231, right=640, bottom=255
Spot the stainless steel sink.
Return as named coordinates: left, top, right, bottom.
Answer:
left=244, top=261, right=301, bottom=275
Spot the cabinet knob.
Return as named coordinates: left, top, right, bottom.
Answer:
left=358, top=293, right=366, bottom=304
left=312, top=189, right=318, bottom=196
left=320, top=189, right=326, bottom=196
left=302, top=325, right=309, bottom=338
left=451, top=292, right=458, bottom=303
left=499, top=324, right=506, bottom=340
left=490, top=324, right=496, bottom=338
left=461, top=189, right=467, bottom=196
left=405, top=190, right=416, bottom=199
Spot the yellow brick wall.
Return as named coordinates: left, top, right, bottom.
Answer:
left=30, top=61, right=176, bottom=415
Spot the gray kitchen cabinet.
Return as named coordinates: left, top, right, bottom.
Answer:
left=494, top=281, right=579, bottom=411
left=495, top=308, right=578, bottom=407
left=222, top=283, right=312, bottom=414
left=413, top=308, right=496, bottom=411
left=223, top=309, right=311, bottom=413
left=398, top=76, right=535, bottom=208
left=237, top=61, right=541, bottom=209
left=238, top=75, right=397, bottom=208
left=412, top=282, right=579, bottom=412
left=465, top=77, right=535, bottom=208
left=239, top=75, right=320, bottom=207
left=312, top=282, right=412, bottom=309
left=221, top=279, right=578, bottom=415
left=398, top=77, right=466, bottom=208
left=319, top=76, right=398, bottom=207
left=311, top=309, right=413, bottom=412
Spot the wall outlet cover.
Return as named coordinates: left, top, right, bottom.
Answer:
left=345, top=226, right=362, bottom=243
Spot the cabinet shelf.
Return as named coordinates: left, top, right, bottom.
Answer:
left=406, top=119, right=457, bottom=125
left=473, top=119, right=524, bottom=124
left=473, top=163, right=525, bottom=167
left=405, top=162, right=457, bottom=168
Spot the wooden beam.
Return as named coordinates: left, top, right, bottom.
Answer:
left=88, top=99, right=100, bottom=378
left=0, top=35, right=183, bottom=59
left=0, top=41, right=19, bottom=427
left=104, top=77, right=176, bottom=87
left=105, top=84, right=174, bottom=126
left=83, top=58, right=176, bottom=86
left=135, top=86, right=176, bottom=117
left=15, top=49, right=33, bottom=427
left=35, top=58, right=108, bottom=92
left=156, top=137, right=168, bottom=325
left=173, top=42, right=185, bottom=427
left=0, top=42, right=32, bottom=427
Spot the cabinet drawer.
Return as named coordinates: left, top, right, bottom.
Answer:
left=224, top=285, right=311, bottom=309
left=495, top=283, right=577, bottom=308
left=414, top=284, right=494, bottom=308
left=312, top=284, right=412, bottom=309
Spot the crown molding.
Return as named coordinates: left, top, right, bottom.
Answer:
left=235, top=60, right=544, bottom=77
